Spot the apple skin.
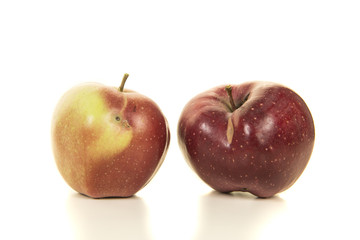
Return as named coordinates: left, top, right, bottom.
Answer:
left=178, top=81, right=315, bottom=198
left=52, top=83, right=170, bottom=198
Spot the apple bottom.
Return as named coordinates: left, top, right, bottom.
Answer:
left=64, top=145, right=166, bottom=198
left=53, top=131, right=168, bottom=198
left=182, top=138, right=312, bottom=198
left=180, top=123, right=314, bottom=198
left=84, top=161, right=156, bottom=198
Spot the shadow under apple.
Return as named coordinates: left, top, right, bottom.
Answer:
left=193, top=191, right=287, bottom=240
left=66, top=193, right=153, bottom=240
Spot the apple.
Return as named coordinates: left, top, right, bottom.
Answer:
left=51, top=74, right=170, bottom=198
left=178, top=81, right=315, bottom=198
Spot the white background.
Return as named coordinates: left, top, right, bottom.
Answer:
left=1, top=0, right=359, bottom=239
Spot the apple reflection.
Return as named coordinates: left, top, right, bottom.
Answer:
left=193, top=191, right=287, bottom=240
left=66, top=193, right=153, bottom=240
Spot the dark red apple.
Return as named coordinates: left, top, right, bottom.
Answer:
left=178, top=81, right=315, bottom=198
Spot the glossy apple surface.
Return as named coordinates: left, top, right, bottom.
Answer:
left=178, top=81, right=315, bottom=198
left=52, top=76, right=170, bottom=198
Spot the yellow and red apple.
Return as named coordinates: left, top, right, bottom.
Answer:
left=51, top=74, right=170, bottom=198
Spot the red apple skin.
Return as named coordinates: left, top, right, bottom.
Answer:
left=178, top=82, right=315, bottom=198
left=52, top=83, right=170, bottom=198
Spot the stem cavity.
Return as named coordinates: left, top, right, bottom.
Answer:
left=225, top=85, right=250, bottom=112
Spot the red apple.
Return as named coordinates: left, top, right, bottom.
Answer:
left=178, top=81, right=315, bottom=198
left=51, top=74, right=170, bottom=198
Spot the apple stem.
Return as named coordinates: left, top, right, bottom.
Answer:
left=225, top=85, right=237, bottom=111
left=119, top=73, right=130, bottom=92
